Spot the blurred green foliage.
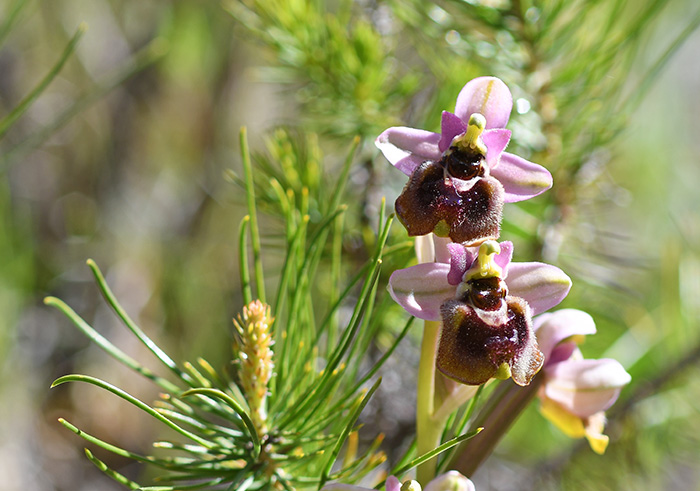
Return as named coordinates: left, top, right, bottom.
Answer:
left=2, top=0, right=700, bottom=489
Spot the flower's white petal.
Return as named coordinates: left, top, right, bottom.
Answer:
left=388, top=263, right=453, bottom=321
left=375, top=126, right=441, bottom=175
left=534, top=309, right=597, bottom=361
left=455, top=77, right=513, bottom=129
left=446, top=242, right=476, bottom=285
left=506, top=262, right=571, bottom=315
left=386, top=476, right=401, bottom=491
left=433, top=235, right=453, bottom=264
left=495, top=240, right=513, bottom=275
left=482, top=129, right=511, bottom=170
left=322, top=484, right=373, bottom=491
left=321, top=476, right=404, bottom=491
left=491, top=152, right=552, bottom=203
left=544, top=358, right=631, bottom=418
left=439, top=111, right=468, bottom=152
left=424, top=471, right=476, bottom=491
left=414, top=234, right=436, bottom=264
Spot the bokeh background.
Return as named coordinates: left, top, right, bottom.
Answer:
left=1, top=0, right=700, bottom=489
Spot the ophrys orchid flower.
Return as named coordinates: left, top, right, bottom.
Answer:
left=376, top=77, right=552, bottom=245
left=534, top=309, right=632, bottom=453
left=389, top=239, right=571, bottom=386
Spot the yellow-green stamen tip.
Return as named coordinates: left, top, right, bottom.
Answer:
left=401, top=480, right=422, bottom=491
left=465, top=240, right=503, bottom=281
left=494, top=362, right=512, bottom=380
left=468, top=112, right=486, bottom=131
left=456, top=112, right=488, bottom=155
left=433, top=219, right=451, bottom=238
left=568, top=334, right=587, bottom=347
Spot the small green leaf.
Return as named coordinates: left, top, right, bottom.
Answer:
left=319, top=377, right=382, bottom=489
left=52, top=374, right=215, bottom=449
left=181, top=387, right=261, bottom=457
left=85, top=259, right=192, bottom=386
left=83, top=448, right=141, bottom=489
left=390, top=429, right=483, bottom=480
left=240, top=126, right=266, bottom=303
left=44, top=297, right=179, bottom=393
left=0, top=23, right=85, bottom=139
left=238, top=215, right=253, bottom=305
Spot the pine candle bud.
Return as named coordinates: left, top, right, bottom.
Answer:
left=233, top=300, right=274, bottom=435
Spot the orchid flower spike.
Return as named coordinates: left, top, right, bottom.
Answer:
left=534, top=309, right=632, bottom=453
left=389, top=240, right=571, bottom=386
left=376, top=76, right=553, bottom=245
left=321, top=472, right=475, bottom=491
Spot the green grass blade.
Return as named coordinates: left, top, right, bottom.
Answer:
left=182, top=361, right=212, bottom=389
left=282, top=203, right=346, bottom=331
left=196, top=357, right=229, bottom=392
left=240, top=127, right=266, bottom=303
left=332, top=316, right=414, bottom=417
left=1, top=36, right=168, bottom=169
left=275, top=474, right=296, bottom=491
left=276, top=215, right=393, bottom=428
left=389, top=429, right=483, bottom=480
left=313, top=261, right=371, bottom=345
left=324, top=214, right=393, bottom=372
left=271, top=217, right=309, bottom=398
left=180, top=388, right=261, bottom=458
left=274, top=205, right=347, bottom=399
left=294, top=263, right=383, bottom=433
left=83, top=448, right=141, bottom=489
left=321, top=212, right=393, bottom=365
left=344, top=273, right=380, bottom=376
left=436, top=384, right=485, bottom=474
left=44, top=296, right=180, bottom=393
left=390, top=437, right=416, bottom=476
left=85, top=259, right=192, bottom=385
left=0, top=0, right=27, bottom=47
left=154, top=408, right=225, bottom=434
left=58, top=418, right=191, bottom=471
left=280, top=260, right=382, bottom=429
left=0, top=23, right=85, bottom=139
left=238, top=215, right=253, bottom=305
left=319, top=377, right=382, bottom=489
left=141, top=476, right=227, bottom=489
left=624, top=7, right=700, bottom=111
left=325, top=135, right=360, bottom=214
left=52, top=374, right=215, bottom=449
left=453, top=384, right=484, bottom=436
left=273, top=213, right=308, bottom=325
left=327, top=211, right=344, bottom=348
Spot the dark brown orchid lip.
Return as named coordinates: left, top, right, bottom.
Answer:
left=437, top=294, right=544, bottom=387
left=394, top=146, right=505, bottom=246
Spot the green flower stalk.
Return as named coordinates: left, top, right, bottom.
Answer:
left=233, top=299, right=275, bottom=436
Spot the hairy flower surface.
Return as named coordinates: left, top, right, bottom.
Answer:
left=389, top=240, right=571, bottom=386
left=534, top=309, right=632, bottom=453
left=321, top=472, right=475, bottom=491
left=376, top=77, right=552, bottom=245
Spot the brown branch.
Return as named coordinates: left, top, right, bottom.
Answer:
left=448, top=376, right=543, bottom=477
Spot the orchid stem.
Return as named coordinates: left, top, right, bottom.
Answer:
left=416, top=319, right=442, bottom=484
left=449, top=377, right=542, bottom=476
